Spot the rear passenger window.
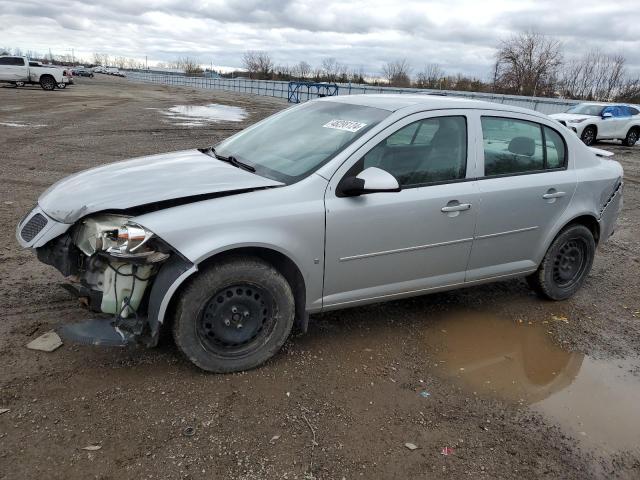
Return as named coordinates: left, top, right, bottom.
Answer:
left=544, top=127, right=566, bottom=169
left=481, top=117, right=566, bottom=176
left=482, top=117, right=543, bottom=175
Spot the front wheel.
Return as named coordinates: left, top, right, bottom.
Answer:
left=580, top=126, right=596, bottom=146
left=57, top=83, right=66, bottom=89
left=527, top=224, right=595, bottom=300
left=39, top=76, right=56, bottom=90
left=172, top=256, right=295, bottom=373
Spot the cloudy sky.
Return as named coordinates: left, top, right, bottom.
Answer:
left=1, top=0, right=638, bottom=78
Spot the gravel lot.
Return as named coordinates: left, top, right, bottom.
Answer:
left=0, top=76, right=639, bottom=479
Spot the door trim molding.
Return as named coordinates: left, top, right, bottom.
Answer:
left=339, top=237, right=474, bottom=262
left=475, top=225, right=539, bottom=240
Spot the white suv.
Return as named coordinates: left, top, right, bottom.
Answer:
left=550, top=103, right=640, bottom=147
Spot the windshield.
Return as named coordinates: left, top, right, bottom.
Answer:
left=566, top=104, right=604, bottom=116
left=215, top=101, right=389, bottom=183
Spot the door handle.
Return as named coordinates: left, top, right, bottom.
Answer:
left=441, top=203, right=472, bottom=212
left=542, top=191, right=566, bottom=199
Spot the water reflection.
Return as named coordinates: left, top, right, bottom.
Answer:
left=162, top=104, right=248, bottom=126
left=427, top=313, right=640, bottom=454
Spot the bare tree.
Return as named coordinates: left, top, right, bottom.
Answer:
left=615, top=77, right=640, bottom=103
left=382, top=59, right=412, bottom=87
left=175, top=57, right=203, bottom=75
left=242, top=51, right=273, bottom=79
left=321, top=57, right=342, bottom=82
left=493, top=31, right=562, bottom=96
left=415, top=63, right=444, bottom=89
left=560, top=50, right=626, bottom=101
left=293, top=61, right=311, bottom=80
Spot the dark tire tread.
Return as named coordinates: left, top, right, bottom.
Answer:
left=172, top=255, right=295, bottom=373
left=527, top=224, right=595, bottom=301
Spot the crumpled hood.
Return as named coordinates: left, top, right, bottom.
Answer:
left=549, top=113, right=595, bottom=122
left=39, top=149, right=283, bottom=223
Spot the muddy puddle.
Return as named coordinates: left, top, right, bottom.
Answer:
left=425, top=313, right=640, bottom=455
left=161, top=104, right=247, bottom=126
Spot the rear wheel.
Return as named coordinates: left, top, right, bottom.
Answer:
left=527, top=224, right=595, bottom=300
left=15, top=81, right=25, bottom=87
left=624, top=128, right=639, bottom=147
left=172, top=256, right=295, bottom=373
left=39, top=75, right=56, bottom=91
left=580, top=126, right=597, bottom=146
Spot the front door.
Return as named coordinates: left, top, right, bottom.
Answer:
left=466, top=113, right=577, bottom=281
left=323, top=112, right=479, bottom=308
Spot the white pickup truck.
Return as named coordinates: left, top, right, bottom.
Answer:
left=0, top=55, right=66, bottom=90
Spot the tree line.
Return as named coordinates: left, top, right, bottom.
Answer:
left=238, top=31, right=640, bottom=103
left=3, top=30, right=639, bottom=102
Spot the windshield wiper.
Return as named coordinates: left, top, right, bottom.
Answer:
left=205, top=147, right=256, bottom=173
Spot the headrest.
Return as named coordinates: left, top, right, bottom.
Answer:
left=508, top=136, right=535, bottom=156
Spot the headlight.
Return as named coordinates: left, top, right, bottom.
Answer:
left=105, top=223, right=155, bottom=257
left=569, top=118, right=587, bottom=124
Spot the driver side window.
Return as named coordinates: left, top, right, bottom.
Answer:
left=359, top=116, right=468, bottom=187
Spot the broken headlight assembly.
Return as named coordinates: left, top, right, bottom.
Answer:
left=74, top=215, right=169, bottom=263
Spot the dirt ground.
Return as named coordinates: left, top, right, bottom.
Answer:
left=0, top=76, right=639, bottom=480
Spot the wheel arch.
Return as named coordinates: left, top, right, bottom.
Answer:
left=540, top=213, right=601, bottom=264
left=148, top=245, right=309, bottom=346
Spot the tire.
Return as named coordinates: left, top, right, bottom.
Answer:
left=57, top=83, right=66, bottom=89
left=172, top=256, right=295, bottom=373
left=39, top=75, right=56, bottom=91
left=527, top=224, right=595, bottom=301
left=623, top=128, right=639, bottom=147
left=580, top=126, right=597, bottom=146
left=15, top=81, right=25, bottom=87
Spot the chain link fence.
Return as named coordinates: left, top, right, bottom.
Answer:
left=125, top=71, right=581, bottom=115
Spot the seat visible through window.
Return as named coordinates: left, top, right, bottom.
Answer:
left=362, top=116, right=467, bottom=187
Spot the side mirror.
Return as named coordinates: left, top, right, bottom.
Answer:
left=339, top=167, right=401, bottom=197
left=602, top=112, right=613, bottom=118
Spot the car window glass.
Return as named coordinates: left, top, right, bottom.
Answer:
left=629, top=107, right=639, bottom=116
left=544, top=127, right=566, bottom=169
left=481, top=117, right=544, bottom=175
left=0, top=57, right=14, bottom=65
left=361, top=116, right=467, bottom=187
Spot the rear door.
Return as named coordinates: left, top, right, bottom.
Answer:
left=323, top=111, right=480, bottom=308
left=466, top=113, right=577, bottom=281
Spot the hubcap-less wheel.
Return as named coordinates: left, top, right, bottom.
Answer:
left=626, top=130, right=638, bottom=146
left=581, top=127, right=595, bottom=146
left=197, top=283, right=276, bottom=357
left=552, top=239, right=587, bottom=288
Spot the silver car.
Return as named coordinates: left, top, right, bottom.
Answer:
left=16, top=95, right=623, bottom=372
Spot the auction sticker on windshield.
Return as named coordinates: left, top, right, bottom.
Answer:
left=323, top=120, right=367, bottom=132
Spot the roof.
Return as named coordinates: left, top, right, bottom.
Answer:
left=319, top=93, right=544, bottom=117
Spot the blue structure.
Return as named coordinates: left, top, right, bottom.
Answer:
left=287, top=81, right=339, bottom=103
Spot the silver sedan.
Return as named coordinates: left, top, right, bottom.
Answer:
left=17, top=95, right=624, bottom=372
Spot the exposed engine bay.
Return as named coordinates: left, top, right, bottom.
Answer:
left=36, top=214, right=171, bottom=339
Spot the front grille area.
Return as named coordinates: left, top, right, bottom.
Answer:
left=20, top=213, right=48, bottom=242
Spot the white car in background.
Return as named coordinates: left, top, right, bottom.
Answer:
left=550, top=103, right=640, bottom=147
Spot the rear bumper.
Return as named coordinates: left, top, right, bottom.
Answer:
left=599, top=181, right=623, bottom=241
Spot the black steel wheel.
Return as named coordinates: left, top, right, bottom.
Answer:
left=197, top=283, right=276, bottom=356
left=172, top=256, right=295, bottom=373
left=580, top=126, right=596, bottom=146
left=527, top=224, right=595, bottom=300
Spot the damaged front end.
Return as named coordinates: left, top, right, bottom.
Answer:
left=35, top=214, right=174, bottom=346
